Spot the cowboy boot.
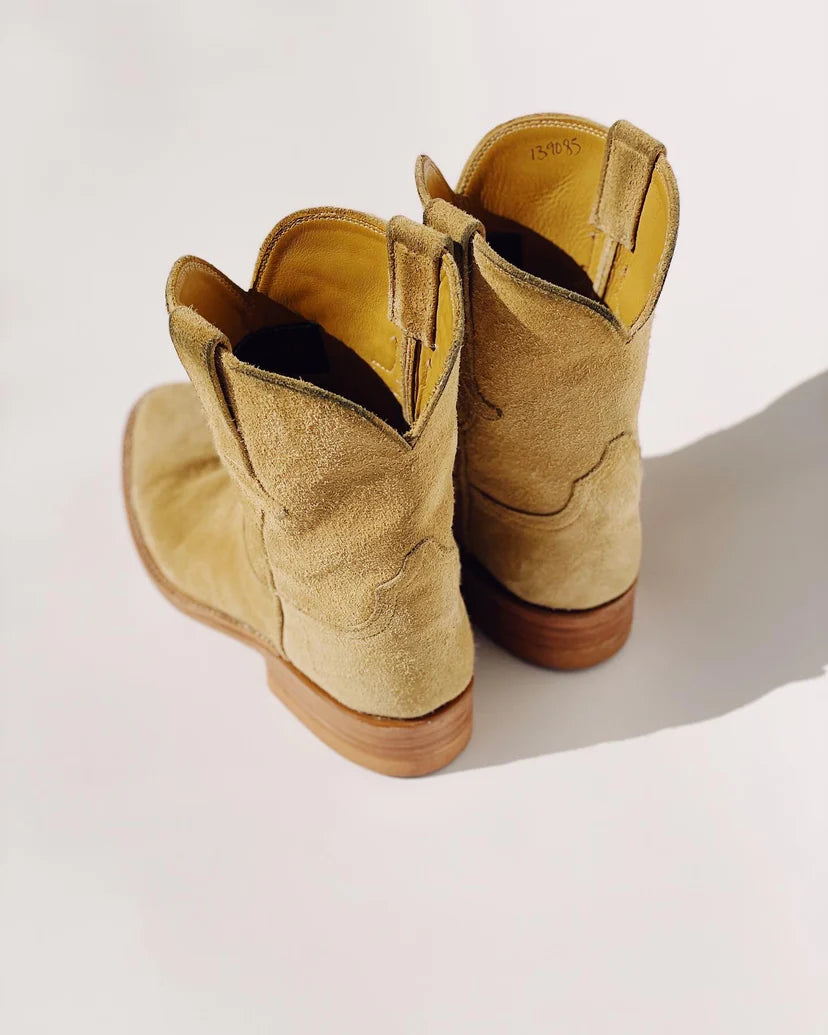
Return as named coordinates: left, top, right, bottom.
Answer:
left=416, top=115, right=679, bottom=667
left=123, top=209, right=473, bottom=774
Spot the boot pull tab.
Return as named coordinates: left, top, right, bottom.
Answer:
left=424, top=198, right=483, bottom=259
left=589, top=120, right=666, bottom=297
left=424, top=198, right=483, bottom=333
left=387, top=216, right=452, bottom=425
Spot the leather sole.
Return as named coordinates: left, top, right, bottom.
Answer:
left=122, top=405, right=472, bottom=777
left=462, top=553, right=635, bottom=669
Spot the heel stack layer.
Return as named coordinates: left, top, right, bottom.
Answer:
left=462, top=554, right=635, bottom=669
left=265, top=656, right=472, bottom=777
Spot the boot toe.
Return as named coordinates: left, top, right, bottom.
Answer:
left=123, top=383, right=281, bottom=651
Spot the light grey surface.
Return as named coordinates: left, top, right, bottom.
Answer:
left=2, top=1, right=826, bottom=1032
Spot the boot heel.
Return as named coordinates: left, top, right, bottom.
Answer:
left=462, top=555, right=635, bottom=669
left=264, top=655, right=473, bottom=777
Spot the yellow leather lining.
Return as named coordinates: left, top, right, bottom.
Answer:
left=167, top=209, right=459, bottom=426
left=455, top=114, right=678, bottom=331
left=253, top=211, right=400, bottom=392
left=604, top=155, right=676, bottom=329
left=252, top=210, right=456, bottom=421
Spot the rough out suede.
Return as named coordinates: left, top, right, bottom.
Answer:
left=416, top=114, right=680, bottom=610
left=124, top=209, right=473, bottom=720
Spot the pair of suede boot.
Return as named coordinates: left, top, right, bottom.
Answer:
left=124, top=113, right=679, bottom=776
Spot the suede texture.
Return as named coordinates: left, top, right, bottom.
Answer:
left=129, top=382, right=283, bottom=652
left=126, top=209, right=473, bottom=719
left=419, top=114, right=679, bottom=610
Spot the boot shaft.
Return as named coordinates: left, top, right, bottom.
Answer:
left=160, top=209, right=472, bottom=717
left=418, top=114, right=679, bottom=610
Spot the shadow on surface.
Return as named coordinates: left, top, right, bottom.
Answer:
left=449, top=371, right=828, bottom=772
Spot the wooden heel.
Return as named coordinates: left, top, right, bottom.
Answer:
left=265, top=656, right=472, bottom=777
left=462, top=554, right=635, bottom=669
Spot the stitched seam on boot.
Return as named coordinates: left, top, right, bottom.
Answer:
left=458, top=377, right=502, bottom=430
left=468, top=432, right=639, bottom=528
left=459, top=116, right=606, bottom=191
left=169, top=258, right=249, bottom=312
left=254, top=209, right=386, bottom=293
left=628, top=168, right=676, bottom=336
left=276, top=537, right=457, bottom=641
left=242, top=507, right=272, bottom=588
left=257, top=510, right=287, bottom=657
left=473, top=241, right=621, bottom=327
left=223, top=354, right=413, bottom=454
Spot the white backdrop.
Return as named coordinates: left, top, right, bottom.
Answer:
left=2, top=1, right=826, bottom=1032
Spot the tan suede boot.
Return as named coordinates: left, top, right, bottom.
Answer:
left=416, top=114, right=679, bottom=668
left=123, top=209, right=473, bottom=775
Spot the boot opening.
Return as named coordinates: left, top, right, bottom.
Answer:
left=451, top=116, right=676, bottom=328
left=471, top=208, right=600, bottom=301
left=169, top=212, right=460, bottom=435
left=168, top=252, right=407, bottom=432
left=234, top=321, right=407, bottom=433
left=250, top=211, right=458, bottom=430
